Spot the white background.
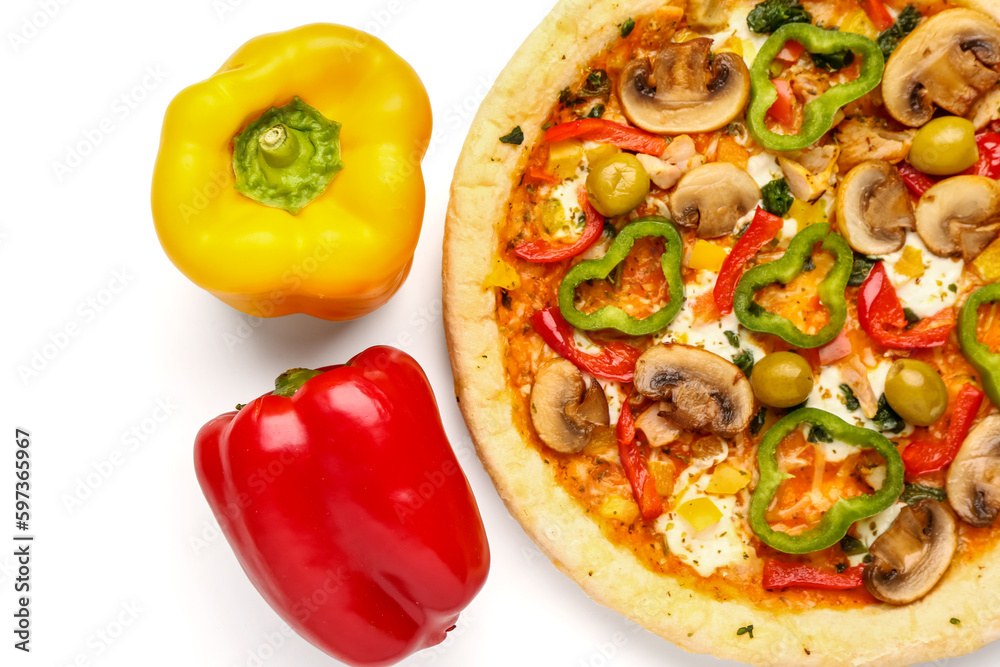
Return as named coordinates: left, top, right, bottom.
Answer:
left=2, top=0, right=999, bottom=665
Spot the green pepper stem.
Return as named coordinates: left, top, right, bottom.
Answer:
left=273, top=368, right=324, bottom=397
left=258, top=124, right=301, bottom=168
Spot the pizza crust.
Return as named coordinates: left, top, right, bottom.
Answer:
left=442, top=0, right=1000, bottom=663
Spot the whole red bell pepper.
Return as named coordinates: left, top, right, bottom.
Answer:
left=762, top=559, right=865, bottom=590
left=195, top=346, right=490, bottom=667
left=532, top=307, right=641, bottom=381
left=858, top=262, right=955, bottom=349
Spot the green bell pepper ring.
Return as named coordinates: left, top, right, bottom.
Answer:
left=750, top=408, right=905, bottom=554
left=747, top=23, right=885, bottom=152
left=558, top=216, right=684, bottom=335
left=733, top=223, right=852, bottom=348
left=959, top=283, right=1000, bottom=408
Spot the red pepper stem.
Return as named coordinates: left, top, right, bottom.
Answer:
left=273, top=368, right=324, bottom=397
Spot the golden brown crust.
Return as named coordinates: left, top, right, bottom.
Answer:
left=442, top=0, right=1000, bottom=663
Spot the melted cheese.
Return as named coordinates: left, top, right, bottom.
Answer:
left=805, top=359, right=914, bottom=436
left=746, top=152, right=782, bottom=188
left=879, top=233, right=962, bottom=319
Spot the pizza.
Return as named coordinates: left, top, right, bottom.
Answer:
left=442, top=0, right=1000, bottom=664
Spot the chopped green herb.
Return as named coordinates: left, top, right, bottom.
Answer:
left=873, top=394, right=905, bottom=433
left=810, top=47, right=854, bottom=72
left=840, top=535, right=867, bottom=556
left=235, top=403, right=246, bottom=411
left=603, top=221, right=617, bottom=238
left=737, top=624, right=755, bottom=638
left=802, top=255, right=816, bottom=272
left=877, top=5, right=922, bottom=61
left=761, top=178, right=793, bottom=217
left=724, top=331, right=741, bottom=348
left=580, top=70, right=611, bottom=97
left=900, top=482, right=947, bottom=505
left=558, top=88, right=586, bottom=107
left=951, top=618, right=961, bottom=626
left=750, top=407, right=767, bottom=436
left=586, top=104, right=606, bottom=118
left=840, top=384, right=860, bottom=412
left=500, top=126, right=524, bottom=145
left=746, top=0, right=811, bottom=34
left=948, top=283, right=958, bottom=293
left=835, top=562, right=847, bottom=573
left=848, top=254, right=878, bottom=287
left=903, top=307, right=920, bottom=325
left=807, top=424, right=833, bottom=443
left=733, top=349, right=755, bottom=378
left=621, top=17, right=635, bottom=38
left=863, top=553, right=873, bottom=563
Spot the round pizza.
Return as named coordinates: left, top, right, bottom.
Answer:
left=443, top=0, right=1000, bottom=664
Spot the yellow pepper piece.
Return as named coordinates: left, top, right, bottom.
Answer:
left=151, top=24, right=432, bottom=321
left=974, top=238, right=1000, bottom=282
left=483, top=258, right=521, bottom=291
left=789, top=198, right=828, bottom=230
left=705, top=464, right=751, bottom=495
left=599, top=495, right=641, bottom=523
left=686, top=240, right=729, bottom=272
left=840, top=10, right=879, bottom=41
left=547, top=140, right=585, bottom=180
left=677, top=497, right=723, bottom=532
left=894, top=246, right=926, bottom=280
left=649, top=459, right=676, bottom=497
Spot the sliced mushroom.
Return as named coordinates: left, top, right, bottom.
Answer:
left=530, top=359, right=609, bottom=453
left=633, top=344, right=754, bottom=438
left=686, top=0, right=727, bottom=32
left=863, top=499, right=958, bottom=605
left=946, top=413, right=1000, bottom=526
left=883, top=8, right=1000, bottom=127
left=778, top=145, right=840, bottom=202
left=836, top=160, right=916, bottom=256
left=915, top=175, right=1000, bottom=260
left=966, top=86, right=1000, bottom=130
left=669, top=162, right=761, bottom=238
left=618, top=38, right=750, bottom=134
left=833, top=116, right=916, bottom=173
left=633, top=401, right=681, bottom=447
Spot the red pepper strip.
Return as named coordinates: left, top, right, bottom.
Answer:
left=897, top=162, right=938, bottom=197
left=525, top=163, right=561, bottom=185
left=762, top=559, right=865, bottom=590
left=531, top=307, right=641, bottom=382
left=714, top=207, right=784, bottom=315
left=963, top=132, right=1000, bottom=179
left=775, top=40, right=805, bottom=64
left=767, top=79, right=796, bottom=127
left=543, top=118, right=667, bottom=156
left=617, top=398, right=663, bottom=521
left=861, top=0, right=895, bottom=31
left=513, top=187, right=604, bottom=263
left=857, top=262, right=955, bottom=348
left=902, top=384, right=985, bottom=475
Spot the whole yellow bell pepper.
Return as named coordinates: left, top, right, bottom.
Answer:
left=151, top=24, right=432, bottom=320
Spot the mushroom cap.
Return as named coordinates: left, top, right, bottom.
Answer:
left=669, top=162, right=761, bottom=238
left=836, top=160, right=916, bottom=255
left=915, top=174, right=1000, bottom=260
left=618, top=38, right=750, bottom=135
left=529, top=359, right=609, bottom=453
left=883, top=8, right=1000, bottom=127
left=947, top=413, right=1000, bottom=527
left=633, top=344, right=754, bottom=438
left=863, top=499, right=958, bottom=605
